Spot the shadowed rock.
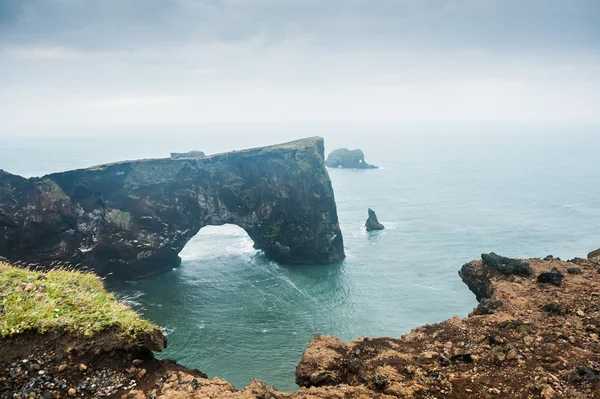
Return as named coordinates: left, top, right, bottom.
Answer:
left=365, top=208, right=384, bottom=232
left=481, top=252, right=531, bottom=276
left=537, top=267, right=564, bottom=286
left=325, top=148, right=378, bottom=169
left=0, top=137, right=345, bottom=281
left=170, top=150, right=206, bottom=159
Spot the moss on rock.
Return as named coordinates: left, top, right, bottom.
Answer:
left=0, top=261, right=159, bottom=339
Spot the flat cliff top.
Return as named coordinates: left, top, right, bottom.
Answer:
left=77, top=136, right=325, bottom=174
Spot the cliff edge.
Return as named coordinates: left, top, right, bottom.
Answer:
left=295, top=254, right=600, bottom=398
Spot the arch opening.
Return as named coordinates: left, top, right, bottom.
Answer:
left=179, top=224, right=259, bottom=264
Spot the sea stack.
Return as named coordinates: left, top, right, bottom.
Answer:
left=365, top=208, right=384, bottom=231
left=0, top=137, right=345, bottom=281
left=325, top=148, right=377, bottom=169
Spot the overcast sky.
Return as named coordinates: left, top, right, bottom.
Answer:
left=0, top=0, right=599, bottom=133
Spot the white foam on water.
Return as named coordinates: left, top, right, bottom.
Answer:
left=180, top=224, right=257, bottom=262
left=406, top=282, right=441, bottom=291
left=162, top=327, right=176, bottom=336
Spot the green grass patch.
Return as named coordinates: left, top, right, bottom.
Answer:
left=0, top=262, right=159, bottom=339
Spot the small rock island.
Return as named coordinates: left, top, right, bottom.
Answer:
left=325, top=148, right=378, bottom=169
left=365, top=208, right=385, bottom=231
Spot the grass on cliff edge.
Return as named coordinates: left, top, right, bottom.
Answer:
left=0, top=262, right=159, bottom=339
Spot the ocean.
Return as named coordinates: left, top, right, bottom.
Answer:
left=2, top=125, right=599, bottom=390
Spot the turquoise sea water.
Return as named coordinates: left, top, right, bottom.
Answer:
left=1, top=127, right=599, bottom=390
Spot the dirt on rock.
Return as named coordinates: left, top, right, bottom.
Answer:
left=295, top=255, right=600, bottom=398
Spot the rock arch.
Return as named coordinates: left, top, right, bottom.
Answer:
left=0, top=137, right=345, bottom=281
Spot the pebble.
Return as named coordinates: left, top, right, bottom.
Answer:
left=523, top=336, right=535, bottom=346
left=506, top=349, right=518, bottom=361
left=79, top=363, right=87, bottom=371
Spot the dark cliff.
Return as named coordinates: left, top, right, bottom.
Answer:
left=0, top=137, right=345, bottom=280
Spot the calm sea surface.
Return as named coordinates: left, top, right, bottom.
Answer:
left=2, top=127, right=599, bottom=390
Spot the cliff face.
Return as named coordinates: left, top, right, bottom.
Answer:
left=0, top=137, right=345, bottom=280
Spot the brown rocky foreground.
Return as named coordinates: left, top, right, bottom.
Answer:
left=3, top=251, right=600, bottom=398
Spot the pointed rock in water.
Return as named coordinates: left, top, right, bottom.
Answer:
left=325, top=148, right=378, bottom=169
left=365, top=208, right=384, bottom=232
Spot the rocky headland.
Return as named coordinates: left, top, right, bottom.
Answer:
left=0, top=137, right=345, bottom=281
left=3, top=249, right=600, bottom=398
left=325, top=148, right=378, bottom=169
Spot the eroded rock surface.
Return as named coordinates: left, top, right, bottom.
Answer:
left=365, top=208, right=385, bottom=232
left=0, top=137, right=344, bottom=280
left=296, top=254, right=600, bottom=398
left=325, top=148, right=378, bottom=169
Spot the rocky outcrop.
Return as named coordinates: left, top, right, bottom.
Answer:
left=296, top=253, right=600, bottom=398
left=365, top=208, right=385, bottom=231
left=588, top=248, right=600, bottom=259
left=0, top=137, right=345, bottom=281
left=170, top=150, right=206, bottom=159
left=480, top=252, right=532, bottom=276
left=325, top=148, right=378, bottom=169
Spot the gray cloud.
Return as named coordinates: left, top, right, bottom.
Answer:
left=0, top=0, right=599, bottom=130
left=1, top=0, right=598, bottom=52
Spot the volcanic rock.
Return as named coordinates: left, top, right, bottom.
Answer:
left=537, top=267, right=564, bottom=286
left=0, top=137, right=345, bottom=281
left=325, top=148, right=378, bottom=169
left=481, top=252, right=532, bottom=276
left=365, top=208, right=385, bottom=232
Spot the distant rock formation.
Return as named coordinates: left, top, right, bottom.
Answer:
left=0, top=137, right=345, bottom=281
left=588, top=248, right=600, bottom=259
left=170, top=150, right=206, bottom=159
left=365, top=208, right=384, bottom=231
left=325, top=148, right=377, bottom=169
